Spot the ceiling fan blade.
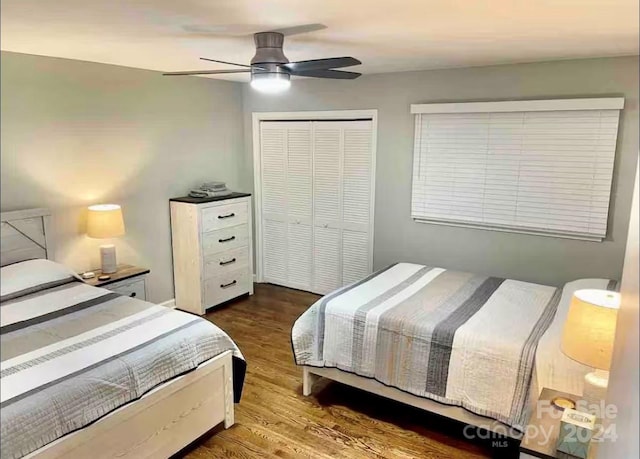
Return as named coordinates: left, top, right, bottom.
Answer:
left=267, top=23, right=327, bottom=36
left=182, top=23, right=327, bottom=37
left=200, top=58, right=265, bottom=71
left=281, top=57, right=361, bottom=72
left=199, top=58, right=252, bottom=68
left=163, top=69, right=251, bottom=76
left=290, top=69, right=361, bottom=80
left=182, top=24, right=262, bottom=36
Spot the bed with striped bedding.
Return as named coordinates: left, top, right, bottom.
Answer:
left=292, top=262, right=561, bottom=430
left=0, top=259, right=245, bottom=459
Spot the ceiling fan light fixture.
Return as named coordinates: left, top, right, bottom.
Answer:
left=250, top=72, right=291, bottom=93
left=165, top=27, right=362, bottom=83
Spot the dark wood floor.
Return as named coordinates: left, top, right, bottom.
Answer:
left=182, top=284, right=518, bottom=458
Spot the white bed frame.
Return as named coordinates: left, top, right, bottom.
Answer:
left=302, top=366, right=523, bottom=440
left=1, top=208, right=236, bottom=458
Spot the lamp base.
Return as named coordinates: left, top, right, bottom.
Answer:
left=100, top=244, right=117, bottom=274
left=583, top=369, right=608, bottom=416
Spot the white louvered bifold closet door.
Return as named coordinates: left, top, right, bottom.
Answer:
left=260, top=125, right=288, bottom=285
left=260, top=122, right=313, bottom=291
left=341, top=122, right=373, bottom=286
left=312, top=120, right=373, bottom=294
left=312, top=124, right=343, bottom=293
left=286, top=124, right=313, bottom=290
left=260, top=119, right=374, bottom=295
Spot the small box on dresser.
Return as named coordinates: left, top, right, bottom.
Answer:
left=170, top=193, right=253, bottom=315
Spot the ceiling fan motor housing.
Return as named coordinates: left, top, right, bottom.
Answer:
left=251, top=32, right=290, bottom=73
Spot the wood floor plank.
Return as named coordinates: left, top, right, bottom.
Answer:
left=179, top=284, right=516, bottom=458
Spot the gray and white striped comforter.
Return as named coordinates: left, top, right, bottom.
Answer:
left=0, top=259, right=245, bottom=459
left=292, top=263, right=560, bottom=429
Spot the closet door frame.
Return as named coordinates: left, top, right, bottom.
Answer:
left=252, top=110, right=378, bottom=284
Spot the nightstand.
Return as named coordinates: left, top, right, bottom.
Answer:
left=520, top=388, right=598, bottom=459
left=84, top=264, right=149, bottom=301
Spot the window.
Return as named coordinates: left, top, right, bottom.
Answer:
left=410, top=98, right=624, bottom=241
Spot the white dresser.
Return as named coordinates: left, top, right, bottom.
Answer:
left=170, top=193, right=253, bottom=315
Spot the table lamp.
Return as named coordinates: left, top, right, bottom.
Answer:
left=86, top=204, right=125, bottom=275
left=561, top=289, right=621, bottom=413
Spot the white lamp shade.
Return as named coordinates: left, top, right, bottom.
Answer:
left=561, top=289, right=620, bottom=370
left=86, top=204, right=125, bottom=239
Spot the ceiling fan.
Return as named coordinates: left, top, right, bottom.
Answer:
left=163, top=26, right=362, bottom=93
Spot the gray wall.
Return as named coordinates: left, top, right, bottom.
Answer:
left=0, top=51, right=246, bottom=303
left=243, top=56, right=639, bottom=286
left=1, top=53, right=637, bottom=301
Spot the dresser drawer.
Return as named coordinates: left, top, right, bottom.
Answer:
left=203, top=246, right=250, bottom=279
left=201, top=201, right=248, bottom=231
left=202, top=225, right=249, bottom=255
left=108, top=278, right=146, bottom=301
left=203, top=268, right=250, bottom=308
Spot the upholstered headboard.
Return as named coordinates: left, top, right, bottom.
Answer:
left=0, top=208, right=53, bottom=266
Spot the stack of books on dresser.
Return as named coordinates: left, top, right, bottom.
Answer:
left=188, top=181, right=233, bottom=198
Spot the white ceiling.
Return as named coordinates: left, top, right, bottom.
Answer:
left=1, top=0, right=638, bottom=81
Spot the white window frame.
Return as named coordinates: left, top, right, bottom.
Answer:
left=410, top=98, right=624, bottom=241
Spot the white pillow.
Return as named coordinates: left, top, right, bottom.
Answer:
left=0, top=259, right=80, bottom=301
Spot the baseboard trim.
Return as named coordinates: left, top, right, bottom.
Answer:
left=159, top=298, right=176, bottom=309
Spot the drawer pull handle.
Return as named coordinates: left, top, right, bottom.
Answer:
left=129, top=292, right=137, bottom=298
left=220, top=280, right=237, bottom=289
left=220, top=258, right=237, bottom=266
left=219, top=236, right=236, bottom=243
left=218, top=213, right=235, bottom=219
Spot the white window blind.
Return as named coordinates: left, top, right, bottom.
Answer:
left=410, top=98, right=624, bottom=241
